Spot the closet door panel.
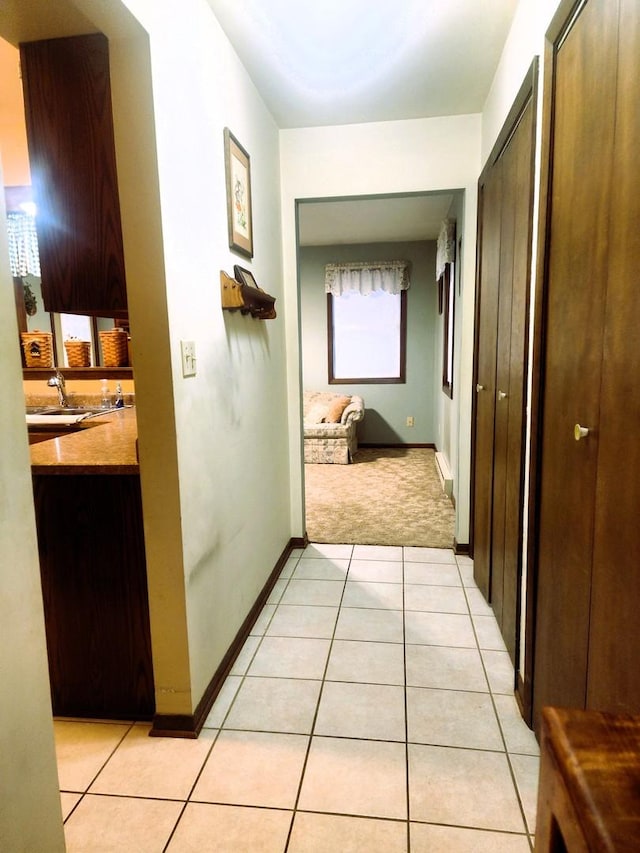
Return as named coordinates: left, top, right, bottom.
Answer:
left=587, top=0, right=640, bottom=712
left=490, top=133, right=517, bottom=627
left=502, top=101, right=534, bottom=662
left=473, top=164, right=502, bottom=599
left=533, top=0, right=619, bottom=722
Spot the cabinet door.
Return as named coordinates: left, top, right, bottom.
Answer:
left=34, top=474, right=154, bottom=719
left=532, top=0, right=618, bottom=724
left=20, top=33, right=127, bottom=317
left=587, top=0, right=640, bottom=713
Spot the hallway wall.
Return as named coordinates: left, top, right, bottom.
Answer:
left=299, top=240, right=437, bottom=446
left=108, top=0, right=291, bottom=713
left=281, top=115, right=481, bottom=546
left=0, top=166, right=64, bottom=850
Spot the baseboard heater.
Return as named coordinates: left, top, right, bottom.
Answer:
left=435, top=451, right=453, bottom=499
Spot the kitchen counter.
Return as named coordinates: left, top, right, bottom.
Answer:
left=30, top=403, right=154, bottom=719
left=29, top=406, right=138, bottom=475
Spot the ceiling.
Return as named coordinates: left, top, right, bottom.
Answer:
left=206, top=0, right=517, bottom=244
left=205, top=0, right=518, bottom=129
left=0, top=0, right=518, bottom=246
left=298, top=194, right=456, bottom=246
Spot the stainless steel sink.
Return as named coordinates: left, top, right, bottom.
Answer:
left=26, top=405, right=116, bottom=415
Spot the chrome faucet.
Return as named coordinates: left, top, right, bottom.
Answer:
left=47, top=369, right=68, bottom=407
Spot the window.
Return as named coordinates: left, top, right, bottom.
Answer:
left=328, top=289, right=407, bottom=384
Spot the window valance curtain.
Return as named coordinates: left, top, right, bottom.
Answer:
left=325, top=260, right=410, bottom=296
left=6, top=211, right=41, bottom=277
left=436, top=218, right=456, bottom=281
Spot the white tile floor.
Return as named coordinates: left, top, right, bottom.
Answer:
left=55, top=543, right=540, bottom=852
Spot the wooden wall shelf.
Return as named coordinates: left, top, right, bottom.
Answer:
left=220, top=270, right=276, bottom=319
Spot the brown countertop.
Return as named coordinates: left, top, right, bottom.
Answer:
left=29, top=407, right=139, bottom=475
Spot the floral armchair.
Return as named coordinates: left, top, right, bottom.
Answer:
left=303, top=390, right=365, bottom=464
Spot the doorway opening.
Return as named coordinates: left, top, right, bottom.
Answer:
left=296, top=191, right=462, bottom=548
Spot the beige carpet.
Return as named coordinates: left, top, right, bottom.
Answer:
left=304, top=447, right=455, bottom=548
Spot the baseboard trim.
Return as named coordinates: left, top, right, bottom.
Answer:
left=515, top=670, right=534, bottom=731
left=453, top=539, right=469, bottom=555
left=358, top=442, right=436, bottom=449
left=150, top=537, right=305, bottom=738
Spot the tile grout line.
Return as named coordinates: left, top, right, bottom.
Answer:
left=163, top=554, right=306, bottom=850
left=58, top=718, right=136, bottom=823
left=283, top=544, right=353, bottom=851
left=458, top=556, right=535, bottom=845
left=402, top=549, right=412, bottom=853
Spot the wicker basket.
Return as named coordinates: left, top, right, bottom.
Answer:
left=64, top=340, right=92, bottom=367
left=21, top=331, right=53, bottom=368
left=99, top=329, right=129, bottom=367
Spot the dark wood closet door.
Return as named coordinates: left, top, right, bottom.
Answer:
left=494, top=101, right=534, bottom=659
left=472, top=163, right=502, bottom=600
left=472, top=79, right=535, bottom=663
left=587, top=0, right=640, bottom=712
left=489, top=136, right=516, bottom=632
left=532, top=0, right=619, bottom=723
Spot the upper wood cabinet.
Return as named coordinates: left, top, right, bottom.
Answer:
left=20, top=33, right=127, bottom=318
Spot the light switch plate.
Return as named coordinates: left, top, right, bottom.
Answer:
left=180, top=340, right=196, bottom=377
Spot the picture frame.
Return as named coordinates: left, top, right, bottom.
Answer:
left=224, top=127, right=253, bottom=258
left=233, top=264, right=260, bottom=291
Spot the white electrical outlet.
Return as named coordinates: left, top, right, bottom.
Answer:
left=406, top=416, right=415, bottom=427
left=180, top=340, right=196, bottom=377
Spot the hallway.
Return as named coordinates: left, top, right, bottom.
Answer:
left=54, top=544, right=539, bottom=851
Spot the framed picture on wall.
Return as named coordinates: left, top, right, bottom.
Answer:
left=224, top=127, right=253, bottom=258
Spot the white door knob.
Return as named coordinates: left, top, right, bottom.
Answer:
left=574, top=424, right=590, bottom=441
left=498, top=390, right=508, bottom=400
left=476, top=384, right=485, bottom=393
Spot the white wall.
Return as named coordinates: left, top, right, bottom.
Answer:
left=2, top=0, right=292, bottom=722
left=481, top=0, right=563, bottom=163
left=281, top=115, right=481, bottom=545
left=109, top=0, right=291, bottom=709
left=0, top=169, right=64, bottom=850
left=299, top=240, right=437, bottom=445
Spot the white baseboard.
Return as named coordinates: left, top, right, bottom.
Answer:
left=435, top=451, right=453, bottom=499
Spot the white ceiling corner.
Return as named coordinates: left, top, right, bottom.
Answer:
left=205, top=0, right=519, bottom=129
left=205, top=0, right=517, bottom=244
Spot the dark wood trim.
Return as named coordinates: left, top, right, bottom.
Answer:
left=480, top=58, right=540, bottom=181
left=327, top=290, right=408, bottom=384
left=453, top=540, right=469, bottom=556
left=150, top=537, right=304, bottom=738
left=358, top=442, right=436, bottom=449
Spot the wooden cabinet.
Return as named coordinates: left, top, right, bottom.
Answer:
left=471, top=66, right=536, bottom=665
left=33, top=473, right=154, bottom=719
left=532, top=0, right=640, bottom=727
left=20, top=33, right=127, bottom=318
left=535, top=707, right=640, bottom=852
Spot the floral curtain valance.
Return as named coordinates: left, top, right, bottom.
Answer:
left=6, top=211, right=41, bottom=277
left=325, top=260, right=410, bottom=296
left=436, top=218, right=456, bottom=280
